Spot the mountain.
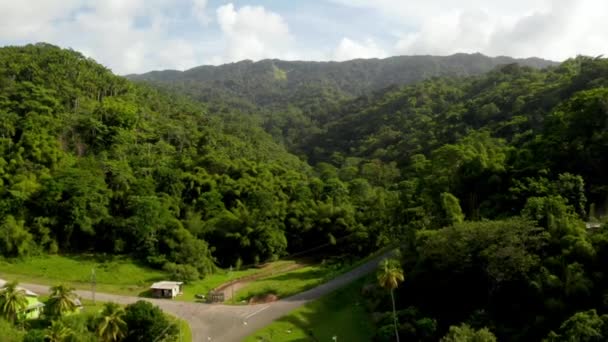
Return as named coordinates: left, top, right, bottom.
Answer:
left=127, top=53, right=557, bottom=147
left=128, top=53, right=556, bottom=101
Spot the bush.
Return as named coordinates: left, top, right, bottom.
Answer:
left=0, top=319, right=25, bottom=342
left=23, top=329, right=45, bottom=342
left=163, top=262, right=200, bottom=283
left=124, top=301, right=178, bottom=342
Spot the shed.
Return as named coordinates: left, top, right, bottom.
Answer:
left=150, top=281, right=183, bottom=299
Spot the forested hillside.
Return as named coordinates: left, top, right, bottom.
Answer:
left=300, top=57, right=608, bottom=341
left=128, top=54, right=556, bottom=148
left=4, top=42, right=608, bottom=341
left=0, top=43, right=397, bottom=277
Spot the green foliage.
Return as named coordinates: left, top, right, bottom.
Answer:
left=440, top=193, right=465, bottom=225
left=440, top=323, right=497, bottom=342
left=45, top=320, right=73, bottom=342
left=163, top=262, right=199, bottom=283
left=0, top=43, right=394, bottom=278
left=543, top=310, right=608, bottom=342
left=244, top=277, right=374, bottom=342
left=23, top=329, right=46, bottom=342
left=45, top=284, right=78, bottom=318
left=129, top=54, right=554, bottom=150
left=123, top=301, right=178, bottom=342
left=97, top=302, right=127, bottom=342
left=0, top=281, right=28, bottom=323
left=5, top=43, right=608, bottom=342
left=377, top=258, right=404, bottom=291
left=0, top=319, right=25, bottom=342
left=0, top=215, right=34, bottom=257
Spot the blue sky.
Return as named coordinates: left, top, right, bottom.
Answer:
left=1, top=0, right=607, bottom=74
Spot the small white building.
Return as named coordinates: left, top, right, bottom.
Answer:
left=150, top=281, right=183, bottom=299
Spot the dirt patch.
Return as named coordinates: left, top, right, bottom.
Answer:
left=248, top=293, right=279, bottom=304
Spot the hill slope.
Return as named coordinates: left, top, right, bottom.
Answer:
left=128, top=54, right=557, bottom=147
left=0, top=43, right=395, bottom=272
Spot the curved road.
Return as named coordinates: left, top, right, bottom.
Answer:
left=23, top=251, right=392, bottom=341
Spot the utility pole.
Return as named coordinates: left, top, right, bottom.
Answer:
left=90, top=268, right=96, bottom=304
left=229, top=265, right=234, bottom=304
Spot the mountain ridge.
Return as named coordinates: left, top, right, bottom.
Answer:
left=127, top=52, right=557, bottom=80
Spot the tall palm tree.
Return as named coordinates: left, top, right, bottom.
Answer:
left=45, top=320, right=73, bottom=342
left=97, top=302, right=127, bottom=342
left=377, top=258, right=405, bottom=342
left=0, top=281, right=28, bottom=323
left=46, top=284, right=78, bottom=317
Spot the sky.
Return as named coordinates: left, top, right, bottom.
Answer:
left=1, top=0, right=606, bottom=74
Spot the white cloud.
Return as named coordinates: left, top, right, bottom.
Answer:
left=333, top=0, right=608, bottom=60
left=215, top=3, right=295, bottom=62
left=332, top=38, right=387, bottom=61
left=2, top=0, right=607, bottom=74
left=0, top=0, right=83, bottom=41
left=0, top=0, right=206, bottom=74
left=193, top=0, right=210, bottom=25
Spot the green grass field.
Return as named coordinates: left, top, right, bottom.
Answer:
left=177, top=267, right=261, bottom=301
left=234, top=246, right=398, bottom=302
left=234, top=265, right=333, bottom=302
left=0, top=255, right=307, bottom=303
left=0, top=255, right=166, bottom=296
left=243, top=277, right=374, bottom=342
left=177, top=260, right=299, bottom=302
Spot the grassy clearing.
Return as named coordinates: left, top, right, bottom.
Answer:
left=177, top=268, right=261, bottom=301
left=235, top=265, right=333, bottom=302
left=244, top=277, right=374, bottom=342
left=0, top=254, right=303, bottom=302
left=234, top=245, right=398, bottom=302
left=0, top=255, right=166, bottom=296
left=177, top=260, right=297, bottom=302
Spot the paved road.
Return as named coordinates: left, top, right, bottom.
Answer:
left=23, top=251, right=393, bottom=341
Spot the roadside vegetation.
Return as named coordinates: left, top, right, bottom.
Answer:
left=244, top=277, right=375, bottom=341
left=0, top=280, right=188, bottom=341
left=0, top=255, right=165, bottom=296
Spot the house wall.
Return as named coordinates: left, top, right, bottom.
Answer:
left=22, top=297, right=42, bottom=320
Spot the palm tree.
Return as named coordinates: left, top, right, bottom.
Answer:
left=45, top=320, right=73, bottom=342
left=0, top=281, right=28, bottom=323
left=97, top=302, right=127, bottom=342
left=46, top=284, right=78, bottom=317
left=377, top=258, right=405, bottom=342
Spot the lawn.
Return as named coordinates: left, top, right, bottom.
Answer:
left=243, top=277, right=374, bottom=342
left=0, top=254, right=166, bottom=296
